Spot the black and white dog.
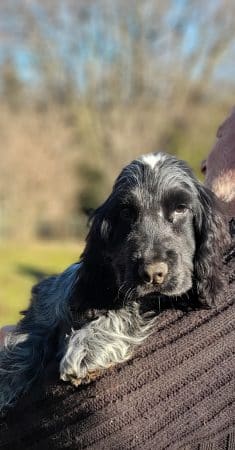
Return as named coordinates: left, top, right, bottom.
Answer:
left=0, top=152, right=230, bottom=411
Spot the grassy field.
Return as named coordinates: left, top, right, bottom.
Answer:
left=0, top=241, right=84, bottom=326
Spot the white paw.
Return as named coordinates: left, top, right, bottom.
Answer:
left=59, top=327, right=104, bottom=386
left=59, top=306, right=153, bottom=387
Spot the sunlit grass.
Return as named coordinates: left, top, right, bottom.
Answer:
left=0, top=241, right=84, bottom=326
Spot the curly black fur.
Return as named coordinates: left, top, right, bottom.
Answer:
left=73, top=152, right=230, bottom=311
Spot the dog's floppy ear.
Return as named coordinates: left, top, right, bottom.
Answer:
left=72, top=198, right=118, bottom=312
left=87, top=200, right=113, bottom=247
left=193, top=184, right=230, bottom=306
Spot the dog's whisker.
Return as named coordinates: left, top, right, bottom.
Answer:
left=117, top=281, right=128, bottom=300
left=127, top=288, right=136, bottom=304
left=123, top=287, right=134, bottom=306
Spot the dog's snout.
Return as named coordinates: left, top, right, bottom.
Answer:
left=138, top=262, right=168, bottom=285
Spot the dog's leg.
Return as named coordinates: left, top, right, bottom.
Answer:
left=0, top=263, right=79, bottom=412
left=60, top=303, right=155, bottom=386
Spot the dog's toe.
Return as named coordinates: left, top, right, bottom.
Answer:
left=60, top=368, right=102, bottom=387
left=81, top=369, right=102, bottom=384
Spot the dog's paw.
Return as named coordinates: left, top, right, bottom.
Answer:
left=59, top=307, right=151, bottom=387
left=62, top=368, right=102, bottom=387
left=59, top=325, right=112, bottom=386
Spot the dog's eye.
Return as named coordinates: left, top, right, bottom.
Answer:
left=174, top=205, right=188, bottom=214
left=120, top=207, right=135, bottom=221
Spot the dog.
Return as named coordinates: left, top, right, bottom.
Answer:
left=0, top=152, right=230, bottom=412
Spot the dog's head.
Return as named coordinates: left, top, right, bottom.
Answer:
left=76, top=152, right=230, bottom=309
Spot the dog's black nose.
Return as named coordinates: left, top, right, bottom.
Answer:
left=138, top=262, right=168, bottom=285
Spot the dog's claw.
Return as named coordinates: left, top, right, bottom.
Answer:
left=73, top=369, right=102, bottom=386
left=61, top=369, right=102, bottom=387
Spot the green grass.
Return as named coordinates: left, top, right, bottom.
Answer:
left=0, top=241, right=84, bottom=327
